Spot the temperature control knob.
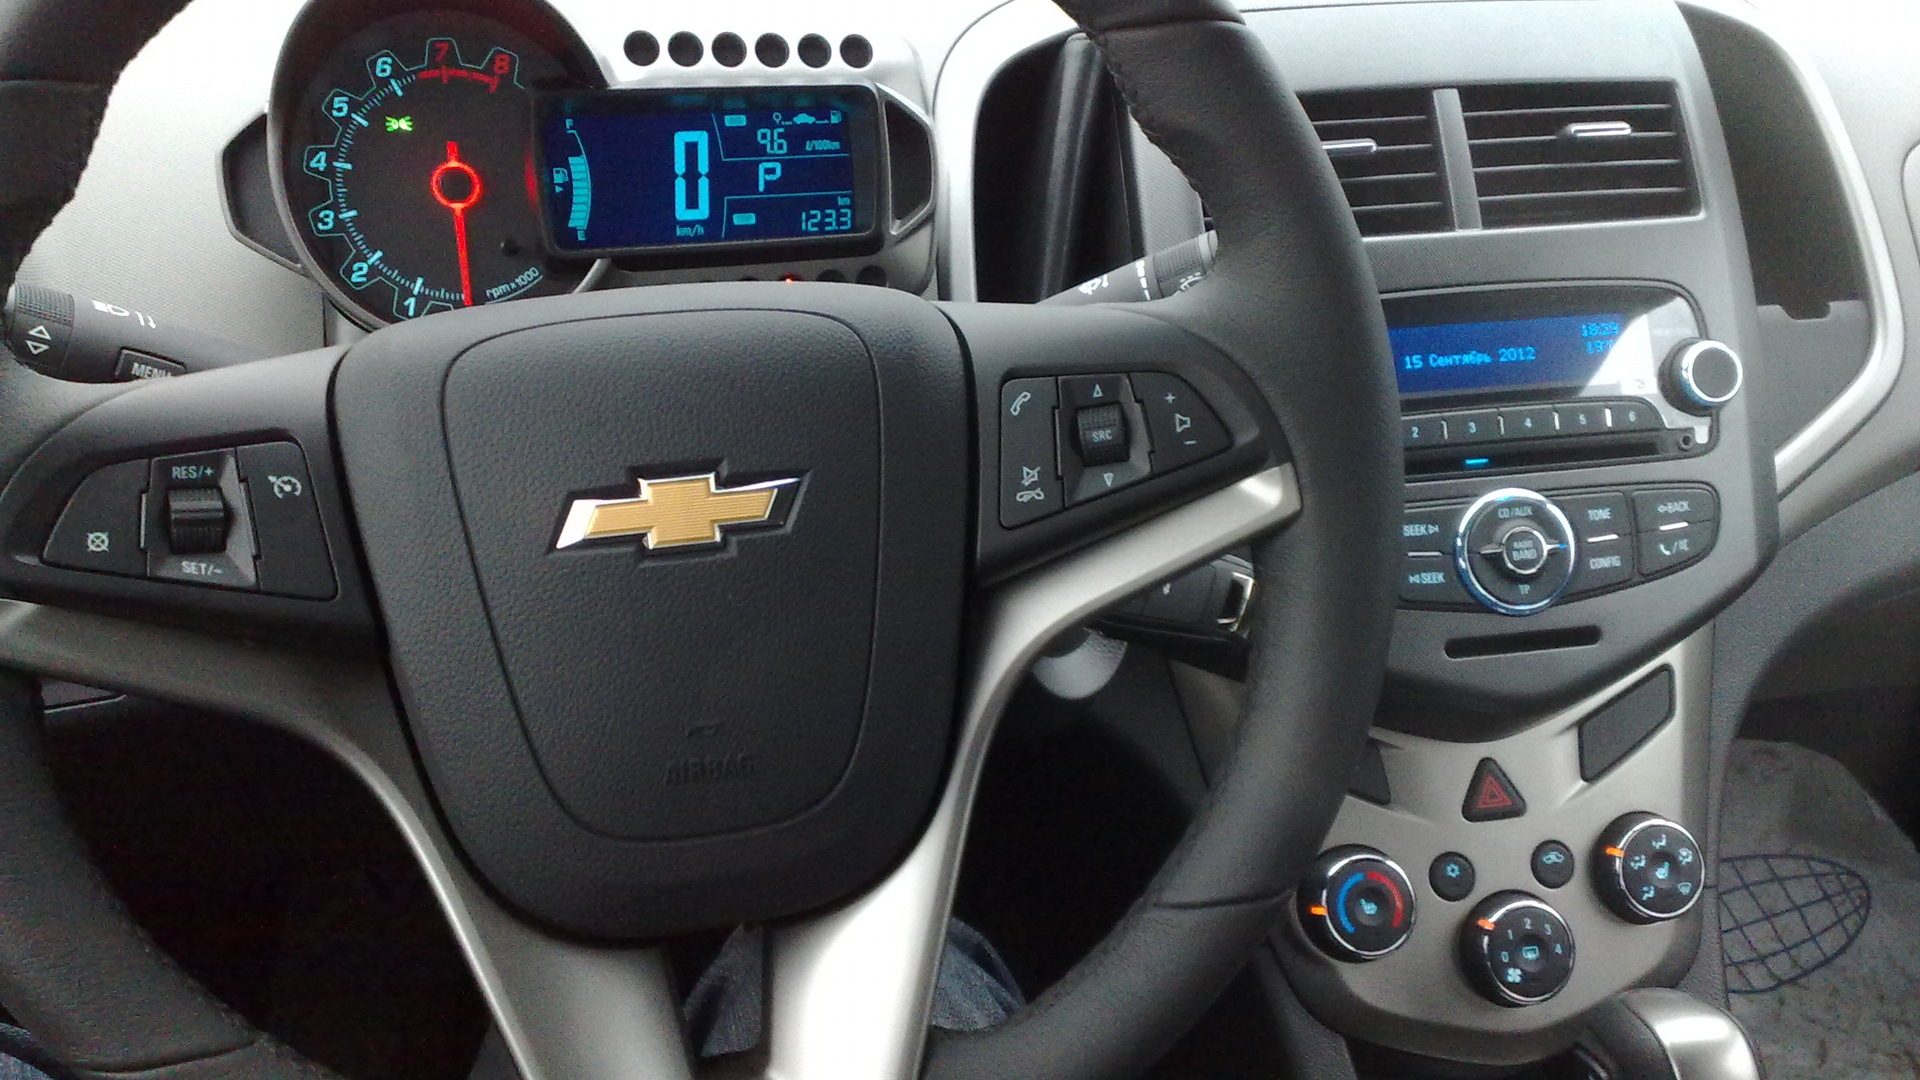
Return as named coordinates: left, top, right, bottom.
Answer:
left=1454, top=489, right=1577, bottom=616
left=1297, top=846, right=1417, bottom=962
left=1664, top=339, right=1744, bottom=414
left=1594, top=813, right=1705, bottom=923
left=1460, top=891, right=1576, bottom=1007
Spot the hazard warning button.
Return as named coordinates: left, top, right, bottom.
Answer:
left=1462, top=758, right=1527, bottom=822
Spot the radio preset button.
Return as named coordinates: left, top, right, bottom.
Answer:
left=1403, top=415, right=1449, bottom=448
left=1449, top=410, right=1502, bottom=443
left=1500, top=406, right=1557, bottom=439
left=1610, top=399, right=1662, bottom=431
left=1554, top=403, right=1611, bottom=434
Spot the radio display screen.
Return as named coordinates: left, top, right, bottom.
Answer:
left=1390, top=313, right=1626, bottom=398
left=538, top=86, right=880, bottom=256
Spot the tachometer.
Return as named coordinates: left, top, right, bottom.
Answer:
left=272, top=5, right=601, bottom=326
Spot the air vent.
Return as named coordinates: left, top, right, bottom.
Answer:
left=1298, top=89, right=1449, bottom=237
left=1462, top=82, right=1696, bottom=228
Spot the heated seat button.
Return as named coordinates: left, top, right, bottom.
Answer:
left=44, top=460, right=148, bottom=577
left=998, top=379, right=1062, bottom=527
left=1133, top=372, right=1228, bottom=471
left=238, top=442, right=337, bottom=600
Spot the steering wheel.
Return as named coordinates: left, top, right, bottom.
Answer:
left=0, top=1, right=1401, bottom=1078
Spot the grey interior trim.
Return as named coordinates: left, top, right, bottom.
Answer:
left=932, top=0, right=1075, bottom=303
left=762, top=465, right=1299, bottom=1080
left=1677, top=0, right=1906, bottom=496
left=0, top=465, right=1297, bottom=1080
left=1275, top=629, right=1713, bottom=1066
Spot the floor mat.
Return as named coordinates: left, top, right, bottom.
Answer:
left=1718, top=740, right=1920, bottom=1076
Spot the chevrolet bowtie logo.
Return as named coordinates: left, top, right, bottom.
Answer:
left=555, top=473, right=800, bottom=552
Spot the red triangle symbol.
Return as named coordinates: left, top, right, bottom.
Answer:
left=1474, top=774, right=1515, bottom=811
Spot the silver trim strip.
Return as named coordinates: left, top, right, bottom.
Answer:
left=1679, top=0, right=1906, bottom=494
left=763, top=466, right=1299, bottom=1080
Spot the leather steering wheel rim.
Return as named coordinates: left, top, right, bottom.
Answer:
left=0, top=2, right=1402, bottom=1079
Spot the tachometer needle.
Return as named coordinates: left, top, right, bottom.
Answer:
left=430, top=140, right=483, bottom=307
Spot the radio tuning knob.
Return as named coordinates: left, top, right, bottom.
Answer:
left=1664, top=339, right=1744, bottom=415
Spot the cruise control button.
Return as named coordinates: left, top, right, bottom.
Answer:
left=1500, top=406, right=1557, bottom=440
left=1403, top=415, right=1448, bottom=448
left=1430, top=852, right=1476, bottom=902
left=1569, top=535, right=1633, bottom=595
left=44, top=460, right=148, bottom=577
left=1401, top=554, right=1470, bottom=605
left=1555, top=403, right=1610, bottom=434
left=1554, top=492, right=1631, bottom=541
left=998, top=379, right=1061, bottom=527
left=1639, top=519, right=1716, bottom=575
left=1448, top=410, right=1502, bottom=443
left=238, top=442, right=337, bottom=599
left=1632, top=486, right=1717, bottom=531
left=1133, top=372, right=1228, bottom=471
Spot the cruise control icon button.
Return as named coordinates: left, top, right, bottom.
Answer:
left=1463, top=758, right=1527, bottom=822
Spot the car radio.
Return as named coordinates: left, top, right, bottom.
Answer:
left=1388, top=284, right=1743, bottom=478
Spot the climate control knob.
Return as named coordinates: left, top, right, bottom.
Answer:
left=1460, top=891, right=1576, bottom=1007
left=1297, top=846, right=1416, bottom=962
left=1664, top=339, right=1744, bottom=414
left=1454, top=489, right=1577, bottom=616
left=1594, top=813, right=1705, bottom=923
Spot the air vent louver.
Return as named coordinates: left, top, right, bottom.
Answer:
left=1462, top=82, right=1696, bottom=228
left=1299, top=90, right=1449, bottom=237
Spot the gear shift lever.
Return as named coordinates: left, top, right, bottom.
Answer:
left=1580, top=989, right=1763, bottom=1079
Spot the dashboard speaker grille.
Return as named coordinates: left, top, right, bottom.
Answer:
left=1462, top=81, right=1697, bottom=228
left=1299, top=89, right=1450, bottom=238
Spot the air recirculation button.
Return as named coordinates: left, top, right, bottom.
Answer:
left=1297, top=846, right=1417, bottom=962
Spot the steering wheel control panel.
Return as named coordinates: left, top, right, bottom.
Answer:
left=41, top=443, right=336, bottom=599
left=1387, top=285, right=1737, bottom=479
left=1400, top=484, right=1719, bottom=616
left=1296, top=813, right=1699, bottom=1007
left=997, top=372, right=1230, bottom=528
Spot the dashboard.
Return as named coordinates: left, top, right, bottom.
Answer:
left=13, top=0, right=1920, bottom=1075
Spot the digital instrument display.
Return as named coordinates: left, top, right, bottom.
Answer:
left=538, top=87, right=881, bottom=256
left=1390, top=312, right=1628, bottom=398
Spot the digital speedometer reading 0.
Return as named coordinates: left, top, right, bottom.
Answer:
left=279, top=11, right=592, bottom=325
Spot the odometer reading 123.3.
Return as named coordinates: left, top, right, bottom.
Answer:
left=288, top=15, right=589, bottom=324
